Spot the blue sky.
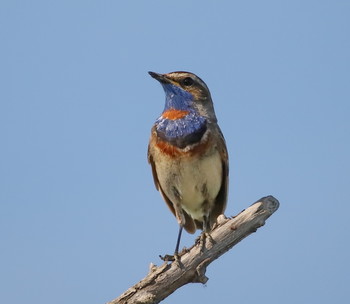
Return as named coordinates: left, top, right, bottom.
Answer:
left=1, top=1, right=349, bottom=303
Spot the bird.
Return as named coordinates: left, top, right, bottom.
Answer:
left=147, top=71, right=229, bottom=260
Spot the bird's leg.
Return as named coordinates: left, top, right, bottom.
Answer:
left=198, top=216, right=215, bottom=252
left=159, top=225, right=185, bottom=266
left=174, top=225, right=183, bottom=257
left=173, top=205, right=186, bottom=257
left=160, top=205, right=188, bottom=264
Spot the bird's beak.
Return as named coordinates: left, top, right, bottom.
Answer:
left=148, top=71, right=169, bottom=84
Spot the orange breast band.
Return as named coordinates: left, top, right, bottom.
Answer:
left=162, top=109, right=189, bottom=120
left=156, top=141, right=181, bottom=157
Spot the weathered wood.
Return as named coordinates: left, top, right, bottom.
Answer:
left=108, top=195, right=279, bottom=304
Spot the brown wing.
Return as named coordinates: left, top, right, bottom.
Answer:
left=208, top=126, right=229, bottom=228
left=147, top=131, right=196, bottom=234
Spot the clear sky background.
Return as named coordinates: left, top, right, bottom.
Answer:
left=1, top=1, right=349, bottom=303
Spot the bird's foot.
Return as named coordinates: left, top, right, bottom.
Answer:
left=159, top=248, right=188, bottom=267
left=159, top=254, right=176, bottom=262
left=196, top=231, right=215, bottom=253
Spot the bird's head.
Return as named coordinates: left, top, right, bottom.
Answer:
left=149, top=71, right=217, bottom=122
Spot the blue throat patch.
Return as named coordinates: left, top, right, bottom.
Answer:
left=155, top=83, right=207, bottom=148
left=161, top=83, right=193, bottom=111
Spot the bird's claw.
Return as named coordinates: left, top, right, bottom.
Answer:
left=159, top=254, right=176, bottom=262
left=197, top=232, right=215, bottom=252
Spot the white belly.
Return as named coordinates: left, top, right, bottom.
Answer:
left=156, top=151, right=222, bottom=221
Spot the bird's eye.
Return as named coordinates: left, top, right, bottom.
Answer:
left=181, top=77, right=194, bottom=87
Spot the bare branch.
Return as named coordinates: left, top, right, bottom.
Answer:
left=107, top=195, right=279, bottom=304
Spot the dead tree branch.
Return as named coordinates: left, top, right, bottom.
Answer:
left=107, top=195, right=279, bottom=304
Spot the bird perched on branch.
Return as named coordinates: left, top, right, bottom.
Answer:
left=148, top=71, right=229, bottom=260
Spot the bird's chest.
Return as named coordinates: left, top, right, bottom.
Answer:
left=155, top=114, right=207, bottom=149
left=154, top=147, right=222, bottom=220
